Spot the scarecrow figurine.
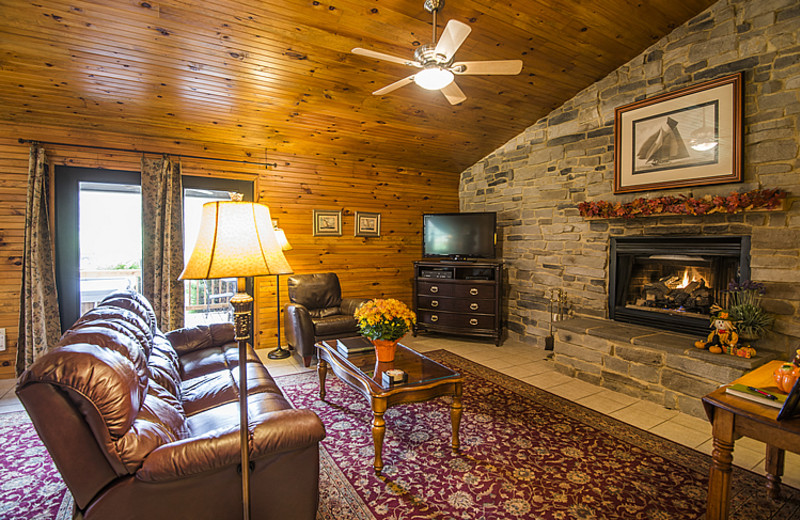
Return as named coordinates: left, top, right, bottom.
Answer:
left=695, top=306, right=739, bottom=355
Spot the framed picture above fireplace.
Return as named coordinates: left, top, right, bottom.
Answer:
left=614, top=73, right=742, bottom=194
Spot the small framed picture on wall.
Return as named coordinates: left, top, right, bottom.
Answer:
left=354, top=211, right=380, bottom=237
left=313, top=209, right=342, bottom=236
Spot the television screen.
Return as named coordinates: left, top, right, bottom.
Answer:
left=423, top=212, right=496, bottom=259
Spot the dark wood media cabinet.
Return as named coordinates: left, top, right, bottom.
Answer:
left=412, top=260, right=503, bottom=346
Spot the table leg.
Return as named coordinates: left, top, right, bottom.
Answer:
left=765, top=444, right=785, bottom=500
left=317, top=358, right=328, bottom=401
left=451, top=383, right=463, bottom=452
left=372, top=398, right=387, bottom=475
left=707, top=409, right=735, bottom=520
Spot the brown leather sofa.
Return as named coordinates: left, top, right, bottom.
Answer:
left=284, top=272, right=369, bottom=367
left=16, top=290, right=325, bottom=520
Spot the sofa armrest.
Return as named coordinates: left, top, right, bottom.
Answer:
left=284, top=303, right=314, bottom=350
left=166, top=323, right=235, bottom=356
left=341, top=297, right=369, bottom=316
left=136, top=409, right=325, bottom=482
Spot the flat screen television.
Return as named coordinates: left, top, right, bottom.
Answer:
left=422, top=212, right=496, bottom=260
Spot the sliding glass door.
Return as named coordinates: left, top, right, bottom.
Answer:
left=55, top=166, right=252, bottom=330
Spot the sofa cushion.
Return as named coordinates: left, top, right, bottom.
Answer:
left=115, top=381, right=189, bottom=472
left=180, top=350, right=282, bottom=416
left=309, top=306, right=341, bottom=319
left=102, top=290, right=159, bottom=334
left=166, top=323, right=235, bottom=359
left=313, top=314, right=359, bottom=336
left=74, top=307, right=154, bottom=357
left=148, top=333, right=182, bottom=400
left=59, top=325, right=150, bottom=391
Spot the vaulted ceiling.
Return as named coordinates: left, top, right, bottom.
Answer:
left=1, top=0, right=716, bottom=172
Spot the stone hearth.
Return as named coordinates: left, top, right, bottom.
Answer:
left=552, top=317, right=776, bottom=418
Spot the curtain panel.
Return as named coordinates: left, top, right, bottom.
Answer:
left=141, top=156, right=184, bottom=331
left=16, top=145, right=62, bottom=376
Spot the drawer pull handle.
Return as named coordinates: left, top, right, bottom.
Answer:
left=431, top=315, right=439, bottom=322
left=431, top=300, right=439, bottom=308
left=469, top=303, right=479, bottom=311
left=469, top=318, right=478, bottom=326
left=430, top=286, right=439, bottom=294
left=469, top=288, right=479, bottom=296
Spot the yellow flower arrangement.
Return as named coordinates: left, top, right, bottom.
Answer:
left=354, top=298, right=417, bottom=341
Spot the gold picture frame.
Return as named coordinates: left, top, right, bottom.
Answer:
left=354, top=211, right=380, bottom=237
left=614, top=73, right=742, bottom=194
left=313, top=209, right=342, bottom=236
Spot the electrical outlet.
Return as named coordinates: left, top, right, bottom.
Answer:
left=0, top=328, right=5, bottom=351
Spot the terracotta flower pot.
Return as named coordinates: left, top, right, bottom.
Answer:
left=371, top=338, right=399, bottom=363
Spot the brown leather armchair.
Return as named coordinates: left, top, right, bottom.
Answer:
left=284, top=273, right=369, bottom=367
left=16, top=290, right=325, bottom=520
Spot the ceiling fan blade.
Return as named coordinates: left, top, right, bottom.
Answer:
left=373, top=75, right=415, bottom=95
left=440, top=81, right=467, bottom=105
left=434, top=20, right=472, bottom=61
left=451, top=60, right=523, bottom=75
left=351, top=47, right=418, bottom=67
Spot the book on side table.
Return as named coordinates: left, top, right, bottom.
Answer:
left=336, top=337, right=373, bottom=357
left=725, top=383, right=785, bottom=409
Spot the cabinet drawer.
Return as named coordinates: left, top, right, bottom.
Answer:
left=416, top=281, right=455, bottom=297
left=453, top=284, right=495, bottom=299
left=417, top=296, right=494, bottom=314
left=418, top=311, right=496, bottom=330
left=449, top=299, right=495, bottom=314
left=417, top=295, right=454, bottom=311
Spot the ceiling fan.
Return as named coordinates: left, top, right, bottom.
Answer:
left=351, top=0, right=523, bottom=105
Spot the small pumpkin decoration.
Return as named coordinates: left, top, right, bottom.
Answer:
left=773, top=363, right=800, bottom=394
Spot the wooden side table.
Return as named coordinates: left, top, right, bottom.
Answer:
left=702, top=360, right=800, bottom=519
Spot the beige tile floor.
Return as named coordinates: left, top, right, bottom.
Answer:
left=3, top=334, right=799, bottom=492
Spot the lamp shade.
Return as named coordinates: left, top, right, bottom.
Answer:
left=180, top=201, right=292, bottom=280
left=274, top=228, right=292, bottom=251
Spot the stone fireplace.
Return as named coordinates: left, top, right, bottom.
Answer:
left=609, top=236, right=750, bottom=337
left=457, top=0, right=799, bottom=418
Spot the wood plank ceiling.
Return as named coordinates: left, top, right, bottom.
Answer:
left=0, top=0, right=717, bottom=173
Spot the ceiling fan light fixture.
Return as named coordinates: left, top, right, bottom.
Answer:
left=414, top=66, right=454, bottom=90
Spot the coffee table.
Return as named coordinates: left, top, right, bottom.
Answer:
left=316, top=340, right=463, bottom=475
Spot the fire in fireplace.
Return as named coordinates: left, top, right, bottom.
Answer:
left=609, top=236, right=750, bottom=336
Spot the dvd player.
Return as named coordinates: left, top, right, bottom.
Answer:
left=420, top=269, right=453, bottom=279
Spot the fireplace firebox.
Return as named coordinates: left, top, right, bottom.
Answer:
left=609, top=236, right=750, bottom=336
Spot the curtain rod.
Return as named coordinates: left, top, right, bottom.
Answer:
left=17, top=138, right=278, bottom=168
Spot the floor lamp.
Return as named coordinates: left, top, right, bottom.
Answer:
left=268, top=227, right=293, bottom=360
left=179, top=199, right=291, bottom=520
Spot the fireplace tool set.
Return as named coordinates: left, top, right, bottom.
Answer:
left=546, top=288, right=567, bottom=350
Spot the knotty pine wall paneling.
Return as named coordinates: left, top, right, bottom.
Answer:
left=0, top=129, right=458, bottom=376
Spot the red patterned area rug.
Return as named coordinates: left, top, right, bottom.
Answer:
left=278, top=350, right=800, bottom=520
left=0, top=411, right=72, bottom=520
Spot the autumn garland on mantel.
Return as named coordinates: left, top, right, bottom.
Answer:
left=578, top=188, right=787, bottom=219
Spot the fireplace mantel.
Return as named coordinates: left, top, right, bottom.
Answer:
left=577, top=188, right=787, bottom=220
